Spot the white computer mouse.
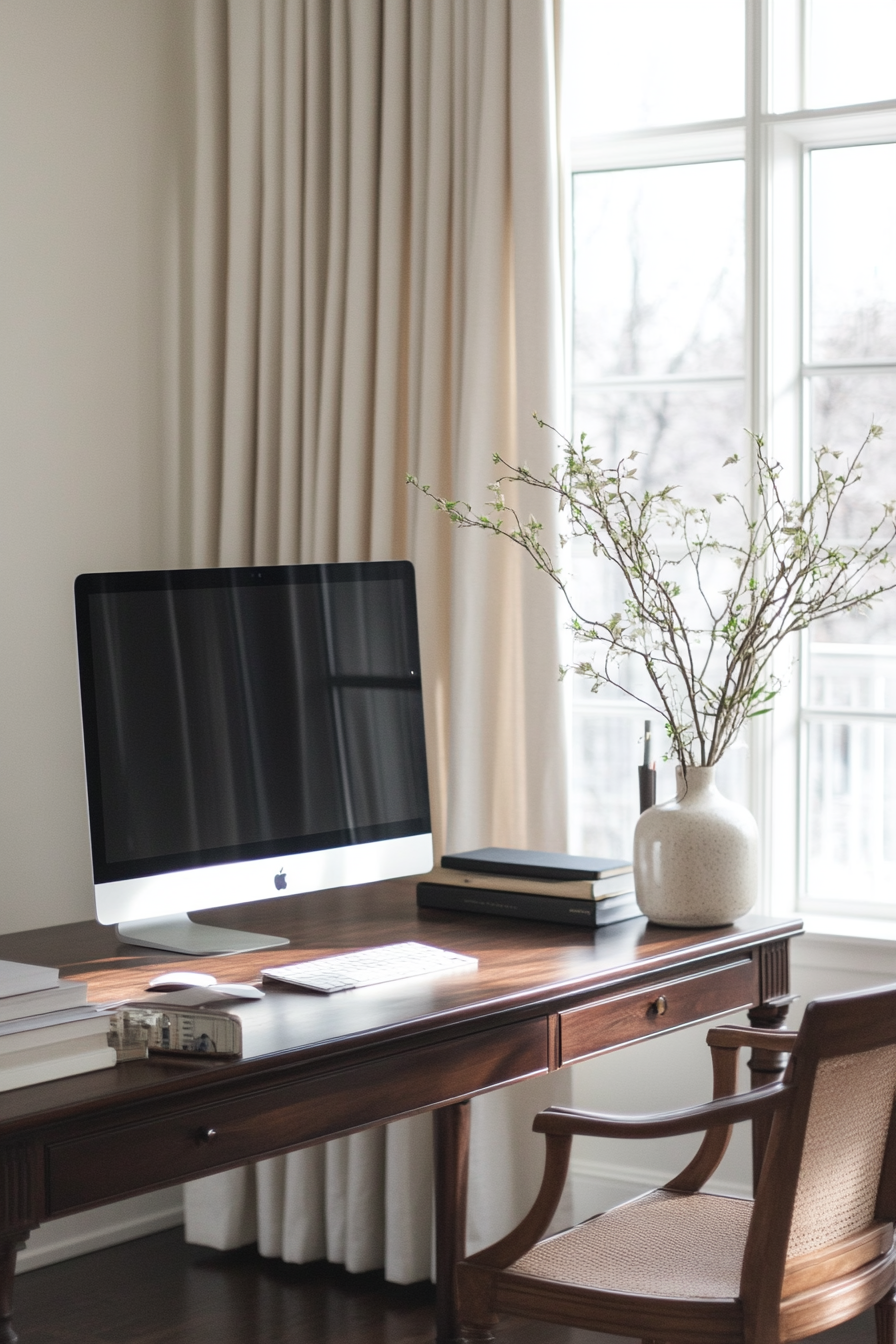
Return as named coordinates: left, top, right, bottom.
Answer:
left=147, top=971, right=218, bottom=991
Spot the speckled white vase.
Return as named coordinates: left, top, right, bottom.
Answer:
left=633, top=764, right=758, bottom=927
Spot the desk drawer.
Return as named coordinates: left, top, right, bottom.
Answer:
left=559, top=957, right=756, bottom=1066
left=46, top=1017, right=546, bottom=1214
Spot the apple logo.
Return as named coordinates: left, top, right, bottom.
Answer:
left=274, top=869, right=287, bottom=891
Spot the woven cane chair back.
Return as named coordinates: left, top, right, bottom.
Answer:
left=787, top=1042, right=896, bottom=1257
left=742, top=984, right=896, bottom=1330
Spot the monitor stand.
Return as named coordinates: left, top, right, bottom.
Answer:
left=116, top=914, right=290, bottom=956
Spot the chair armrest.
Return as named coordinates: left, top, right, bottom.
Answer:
left=465, top=1132, right=573, bottom=1271
left=707, top=1025, right=799, bottom=1052
left=663, top=1025, right=797, bottom=1192
left=533, top=1080, right=790, bottom=1140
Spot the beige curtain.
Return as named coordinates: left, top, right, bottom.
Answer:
left=181, top=0, right=570, bottom=1283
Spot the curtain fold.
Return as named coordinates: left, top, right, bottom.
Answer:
left=180, top=0, right=569, bottom=1284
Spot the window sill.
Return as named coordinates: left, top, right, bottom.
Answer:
left=791, top=912, right=896, bottom=975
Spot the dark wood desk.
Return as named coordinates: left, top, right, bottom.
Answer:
left=0, top=881, right=802, bottom=1343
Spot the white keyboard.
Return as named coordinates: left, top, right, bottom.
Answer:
left=261, top=941, right=478, bottom=994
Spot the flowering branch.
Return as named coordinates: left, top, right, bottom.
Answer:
left=408, top=420, right=896, bottom=769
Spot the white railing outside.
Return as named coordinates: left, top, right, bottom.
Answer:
left=802, top=643, right=896, bottom=912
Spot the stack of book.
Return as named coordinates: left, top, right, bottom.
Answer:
left=0, top=959, right=116, bottom=1091
left=417, top=848, right=641, bottom=928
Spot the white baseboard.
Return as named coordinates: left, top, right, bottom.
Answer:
left=569, top=1157, right=751, bottom=1222
left=16, top=1187, right=184, bottom=1274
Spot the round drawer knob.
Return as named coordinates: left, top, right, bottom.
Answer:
left=197, top=1126, right=217, bottom=1144
left=649, top=995, right=668, bottom=1017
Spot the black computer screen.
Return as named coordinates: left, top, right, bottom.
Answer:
left=75, top=562, right=430, bottom=883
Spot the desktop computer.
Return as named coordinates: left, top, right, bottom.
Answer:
left=74, top=560, right=433, bottom=955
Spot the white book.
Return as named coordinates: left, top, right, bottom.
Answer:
left=0, top=1034, right=110, bottom=1070
left=0, top=1046, right=116, bottom=1094
left=0, top=1013, right=112, bottom=1056
left=0, top=980, right=88, bottom=1024
left=0, top=960, right=59, bottom=998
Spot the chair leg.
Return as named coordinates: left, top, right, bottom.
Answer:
left=875, top=1286, right=896, bottom=1344
left=456, top=1264, right=497, bottom=1344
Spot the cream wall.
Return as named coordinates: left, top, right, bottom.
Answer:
left=0, top=0, right=189, bottom=933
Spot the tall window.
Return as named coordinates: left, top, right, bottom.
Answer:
left=563, top=0, right=896, bottom=923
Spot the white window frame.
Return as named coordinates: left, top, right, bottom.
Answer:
left=565, top=0, right=896, bottom=937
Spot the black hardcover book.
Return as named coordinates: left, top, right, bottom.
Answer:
left=440, top=847, right=632, bottom=883
left=416, top=882, right=641, bottom=928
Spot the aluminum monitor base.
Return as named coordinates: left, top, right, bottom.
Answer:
left=116, top=914, right=290, bottom=956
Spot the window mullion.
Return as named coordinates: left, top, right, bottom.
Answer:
left=746, top=0, right=779, bottom=911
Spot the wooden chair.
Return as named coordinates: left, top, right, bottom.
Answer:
left=458, top=983, right=896, bottom=1344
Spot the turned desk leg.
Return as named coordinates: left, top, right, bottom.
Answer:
left=0, top=1237, right=23, bottom=1344
left=747, top=1000, right=792, bottom=1193
left=433, top=1100, right=471, bottom=1344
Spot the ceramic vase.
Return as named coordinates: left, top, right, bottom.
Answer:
left=633, top=764, right=758, bottom=927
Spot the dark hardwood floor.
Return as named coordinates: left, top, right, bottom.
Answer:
left=11, top=1228, right=878, bottom=1344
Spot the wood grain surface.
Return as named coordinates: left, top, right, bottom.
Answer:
left=0, top=880, right=800, bottom=1132
left=0, top=882, right=800, bottom=1219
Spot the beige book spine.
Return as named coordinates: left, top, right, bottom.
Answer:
left=425, top=867, right=633, bottom=900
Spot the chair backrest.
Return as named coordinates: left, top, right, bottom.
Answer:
left=786, top=1039, right=896, bottom=1257
left=740, top=984, right=896, bottom=1338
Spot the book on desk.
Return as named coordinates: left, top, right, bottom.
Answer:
left=0, top=961, right=116, bottom=1089
left=417, top=847, right=639, bottom=927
